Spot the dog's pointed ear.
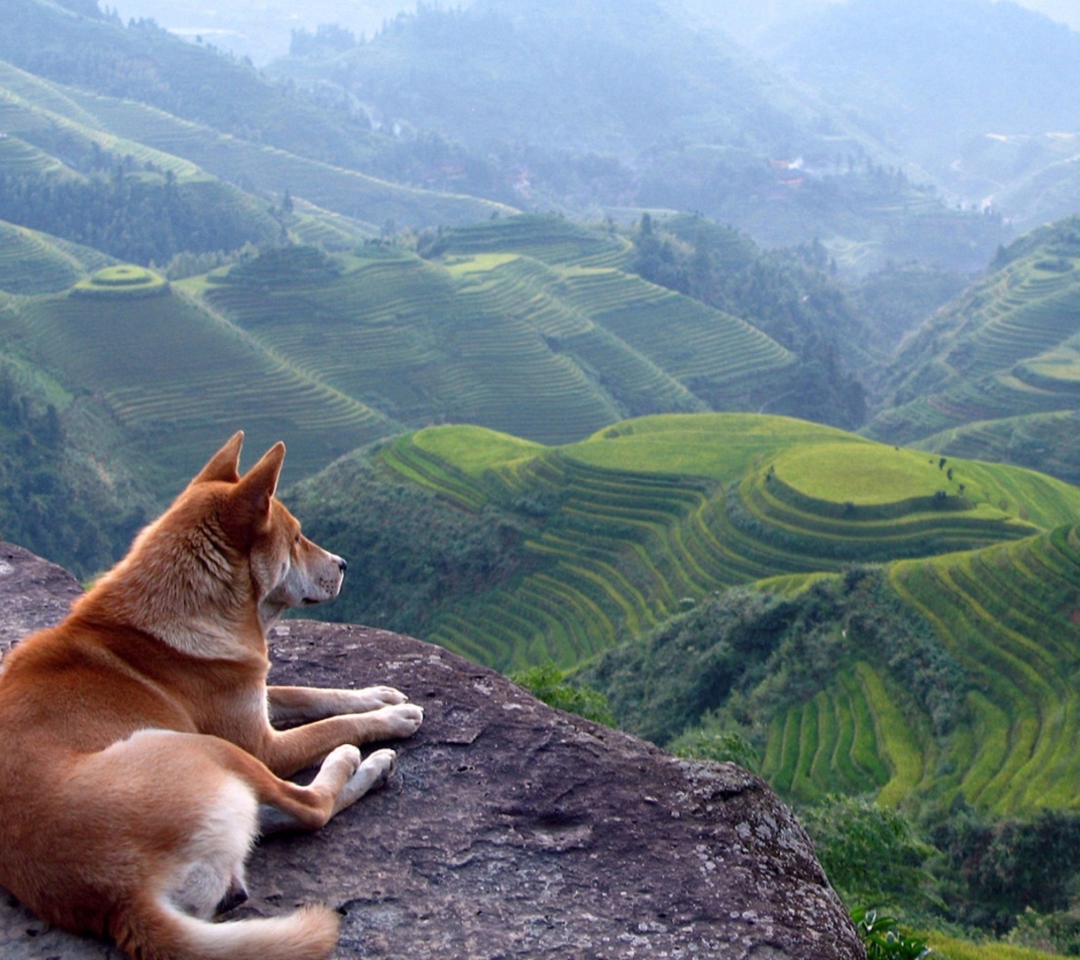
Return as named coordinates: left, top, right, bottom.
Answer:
left=231, top=442, right=286, bottom=525
left=191, top=431, right=245, bottom=486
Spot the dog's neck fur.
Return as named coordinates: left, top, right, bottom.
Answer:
left=79, top=508, right=264, bottom=662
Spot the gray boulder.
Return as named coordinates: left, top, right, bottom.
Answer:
left=0, top=542, right=863, bottom=959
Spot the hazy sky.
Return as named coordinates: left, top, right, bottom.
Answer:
left=992, top=1, right=1080, bottom=29
left=106, top=0, right=1080, bottom=65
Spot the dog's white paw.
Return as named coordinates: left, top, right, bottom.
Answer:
left=361, top=748, right=398, bottom=789
left=376, top=702, right=424, bottom=739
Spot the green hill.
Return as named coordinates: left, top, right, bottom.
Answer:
left=271, top=0, right=1007, bottom=272
left=0, top=269, right=391, bottom=488
left=194, top=227, right=797, bottom=445
left=287, top=413, right=1080, bottom=690
left=867, top=216, right=1080, bottom=480
left=0, top=215, right=801, bottom=497
left=606, top=520, right=1080, bottom=818
left=286, top=410, right=1080, bottom=819
left=0, top=56, right=508, bottom=261
left=0, top=219, right=110, bottom=294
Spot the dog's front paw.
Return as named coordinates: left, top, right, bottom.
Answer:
left=351, top=685, right=409, bottom=711
left=374, top=702, right=424, bottom=740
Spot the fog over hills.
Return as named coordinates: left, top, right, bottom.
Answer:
left=760, top=0, right=1080, bottom=225
left=105, top=0, right=1080, bottom=63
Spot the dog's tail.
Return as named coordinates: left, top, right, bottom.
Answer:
left=112, top=897, right=341, bottom=960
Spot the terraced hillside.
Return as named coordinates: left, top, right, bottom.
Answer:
left=749, top=521, right=1080, bottom=817
left=868, top=217, right=1080, bottom=480
left=0, top=220, right=110, bottom=294
left=0, top=270, right=391, bottom=487
left=195, top=234, right=797, bottom=445
left=290, top=414, right=1080, bottom=678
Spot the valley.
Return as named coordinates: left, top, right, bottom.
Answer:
left=4, top=0, right=1080, bottom=951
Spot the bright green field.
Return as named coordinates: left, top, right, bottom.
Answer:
left=291, top=412, right=1080, bottom=817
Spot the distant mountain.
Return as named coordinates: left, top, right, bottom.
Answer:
left=270, top=0, right=1007, bottom=271
left=760, top=0, right=1080, bottom=226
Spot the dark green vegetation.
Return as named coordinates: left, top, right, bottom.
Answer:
left=508, top=662, right=616, bottom=727
left=0, top=358, right=154, bottom=577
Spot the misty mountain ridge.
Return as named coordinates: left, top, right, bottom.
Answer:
left=759, top=0, right=1080, bottom=226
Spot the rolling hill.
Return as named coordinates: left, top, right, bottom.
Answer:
left=0, top=264, right=392, bottom=487
left=0, top=56, right=510, bottom=247
left=0, top=216, right=805, bottom=499
left=866, top=215, right=1080, bottom=482
left=286, top=411, right=1080, bottom=819
left=193, top=222, right=798, bottom=445
left=269, top=0, right=1008, bottom=272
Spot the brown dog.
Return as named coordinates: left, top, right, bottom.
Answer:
left=0, top=432, right=423, bottom=960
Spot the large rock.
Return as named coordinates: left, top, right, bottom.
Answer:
left=0, top=542, right=864, bottom=959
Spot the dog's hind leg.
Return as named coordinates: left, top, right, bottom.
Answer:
left=258, top=746, right=398, bottom=836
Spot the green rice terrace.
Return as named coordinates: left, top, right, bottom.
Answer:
left=290, top=412, right=1080, bottom=817
left=193, top=236, right=796, bottom=445
left=71, top=264, right=169, bottom=298
left=0, top=279, right=391, bottom=486
left=0, top=220, right=109, bottom=295
left=868, top=218, right=1080, bottom=473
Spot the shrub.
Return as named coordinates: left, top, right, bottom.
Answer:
left=801, top=795, right=937, bottom=911
left=510, top=662, right=616, bottom=726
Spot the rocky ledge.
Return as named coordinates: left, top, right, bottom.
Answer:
left=0, top=542, right=863, bottom=959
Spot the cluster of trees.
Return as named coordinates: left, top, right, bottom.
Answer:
left=0, top=168, right=276, bottom=266
left=800, top=795, right=1080, bottom=952
left=0, top=368, right=146, bottom=577
left=630, top=214, right=868, bottom=428
left=582, top=566, right=962, bottom=751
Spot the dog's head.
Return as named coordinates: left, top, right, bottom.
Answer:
left=190, top=432, right=348, bottom=628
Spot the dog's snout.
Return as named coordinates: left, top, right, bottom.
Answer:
left=337, top=557, right=348, bottom=573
